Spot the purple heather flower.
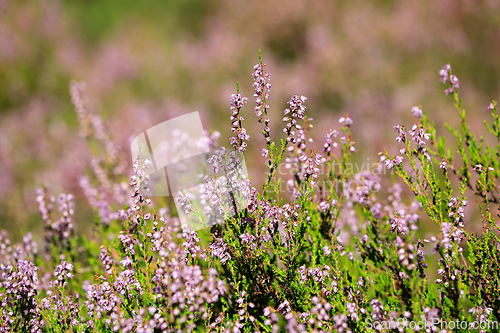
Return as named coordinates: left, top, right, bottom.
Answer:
left=469, top=306, right=493, bottom=327
left=409, top=124, right=430, bottom=148
left=302, top=153, right=324, bottom=185
left=175, top=191, right=192, bottom=214
left=449, top=75, right=460, bottom=88
left=203, top=129, right=221, bottom=151
left=114, top=269, right=142, bottom=296
left=439, top=70, right=448, bottom=83
left=332, top=314, right=348, bottom=332
left=277, top=300, right=291, bottom=315
left=383, top=156, right=403, bottom=169
left=120, top=256, right=134, bottom=269
left=346, top=303, right=359, bottom=321
left=253, top=61, right=272, bottom=147
left=439, top=64, right=461, bottom=96
left=370, top=298, right=385, bottom=321
left=439, top=64, right=451, bottom=83
left=117, top=232, right=136, bottom=256
left=99, top=247, right=114, bottom=274
left=323, top=130, right=339, bottom=156
left=283, top=95, right=308, bottom=143
left=394, top=124, right=406, bottom=143
left=440, top=222, right=464, bottom=251
left=239, top=233, right=256, bottom=250
left=53, top=261, right=74, bottom=287
left=440, top=159, right=448, bottom=170
left=229, top=93, right=250, bottom=152
left=394, top=156, right=403, bottom=166
left=1, top=259, right=43, bottom=332
left=319, top=201, right=330, bottom=213
left=471, top=164, right=483, bottom=172
left=411, top=106, right=423, bottom=118
left=210, top=238, right=231, bottom=264
left=470, top=164, right=493, bottom=172
left=339, top=115, right=353, bottom=127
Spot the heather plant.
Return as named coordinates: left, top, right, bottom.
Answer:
left=1, top=58, right=500, bottom=333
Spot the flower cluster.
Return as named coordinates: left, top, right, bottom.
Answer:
left=439, top=222, right=464, bottom=251
left=448, top=197, right=467, bottom=227
left=302, top=153, right=324, bottom=186
left=99, top=247, right=114, bottom=274
left=338, top=115, right=353, bottom=127
left=253, top=59, right=272, bottom=146
left=229, top=92, right=250, bottom=152
left=322, top=130, right=338, bottom=156
left=53, top=261, right=74, bottom=287
left=411, top=105, right=423, bottom=118
left=439, top=63, right=460, bottom=95
left=209, top=237, right=232, bottom=264
left=282, top=94, right=307, bottom=143
left=37, top=189, right=76, bottom=256
left=175, top=191, right=193, bottom=215
left=408, top=124, right=431, bottom=149
left=380, top=154, right=403, bottom=169
left=389, top=213, right=418, bottom=236
left=0, top=259, right=42, bottom=332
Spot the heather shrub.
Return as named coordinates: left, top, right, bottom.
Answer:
left=1, top=58, right=499, bottom=333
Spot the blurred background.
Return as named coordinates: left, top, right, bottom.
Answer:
left=1, top=0, right=500, bottom=241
